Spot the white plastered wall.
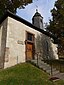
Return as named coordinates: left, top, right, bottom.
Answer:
left=0, top=25, right=2, bottom=57
left=51, top=42, right=58, bottom=59
left=4, top=16, right=58, bottom=68
left=0, top=18, right=8, bottom=68
left=4, top=17, right=41, bottom=68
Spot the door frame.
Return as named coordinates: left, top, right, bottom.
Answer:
left=25, top=31, right=35, bottom=61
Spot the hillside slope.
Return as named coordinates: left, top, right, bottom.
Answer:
left=0, top=63, right=64, bottom=85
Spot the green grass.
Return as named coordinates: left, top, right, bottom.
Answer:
left=55, top=80, right=64, bottom=85
left=0, top=63, right=63, bottom=85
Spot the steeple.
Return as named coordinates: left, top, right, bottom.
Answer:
left=32, top=9, right=43, bottom=30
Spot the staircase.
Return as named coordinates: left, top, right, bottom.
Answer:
left=31, top=59, right=64, bottom=80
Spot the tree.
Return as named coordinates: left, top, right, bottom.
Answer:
left=0, top=0, right=32, bottom=18
left=47, top=0, right=64, bottom=58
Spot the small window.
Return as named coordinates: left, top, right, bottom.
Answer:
left=27, top=32, right=34, bottom=41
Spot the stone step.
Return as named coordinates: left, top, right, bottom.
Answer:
left=58, top=73, right=64, bottom=79
left=31, top=60, right=56, bottom=73
left=39, top=65, right=50, bottom=70
left=39, top=61, right=50, bottom=66
left=40, top=61, right=51, bottom=66
left=46, top=68, right=56, bottom=73
left=40, top=63, right=50, bottom=67
left=38, top=61, right=50, bottom=65
left=39, top=65, right=49, bottom=70
left=52, top=73, right=64, bottom=80
left=38, top=63, right=50, bottom=69
left=53, top=73, right=64, bottom=77
left=31, top=60, right=37, bottom=64
left=52, top=70, right=60, bottom=75
left=31, top=59, right=64, bottom=80
left=31, top=60, right=50, bottom=66
left=38, top=64, right=59, bottom=75
left=31, top=60, right=50, bottom=68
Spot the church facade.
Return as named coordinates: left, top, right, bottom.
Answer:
left=0, top=11, right=58, bottom=68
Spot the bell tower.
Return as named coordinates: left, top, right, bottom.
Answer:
left=32, top=9, right=43, bottom=30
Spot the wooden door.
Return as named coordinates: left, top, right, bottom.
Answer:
left=26, top=43, right=33, bottom=60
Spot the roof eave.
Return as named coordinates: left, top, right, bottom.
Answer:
left=0, top=11, right=57, bottom=40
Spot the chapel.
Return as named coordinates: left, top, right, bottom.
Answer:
left=0, top=10, right=58, bottom=68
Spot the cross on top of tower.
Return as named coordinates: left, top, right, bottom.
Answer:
left=36, top=5, right=38, bottom=12
left=36, top=9, right=38, bottom=12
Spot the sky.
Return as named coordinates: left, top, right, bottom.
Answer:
left=17, top=0, right=56, bottom=24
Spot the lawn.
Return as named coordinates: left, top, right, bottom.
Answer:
left=0, top=63, right=64, bottom=85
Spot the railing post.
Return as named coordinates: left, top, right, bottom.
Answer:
left=51, top=61, right=53, bottom=76
left=37, top=53, right=38, bottom=65
left=60, top=60, right=61, bottom=72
